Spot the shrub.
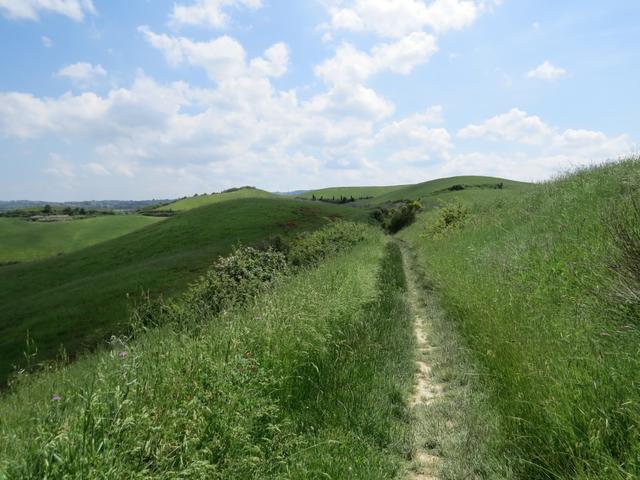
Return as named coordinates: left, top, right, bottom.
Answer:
left=385, top=201, right=422, bottom=234
left=425, top=201, right=469, bottom=238
left=184, top=246, right=288, bottom=317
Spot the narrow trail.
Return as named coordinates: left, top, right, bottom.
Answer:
left=399, top=242, right=448, bottom=480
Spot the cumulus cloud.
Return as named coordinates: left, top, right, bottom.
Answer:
left=527, top=60, right=567, bottom=81
left=458, top=108, right=554, bottom=145
left=139, top=27, right=289, bottom=83
left=315, top=32, right=437, bottom=86
left=57, top=62, right=107, bottom=88
left=322, top=0, right=485, bottom=38
left=0, top=0, right=95, bottom=22
left=453, top=108, right=633, bottom=180
left=169, top=0, right=263, bottom=29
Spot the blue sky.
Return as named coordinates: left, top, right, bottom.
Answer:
left=0, top=0, right=638, bottom=200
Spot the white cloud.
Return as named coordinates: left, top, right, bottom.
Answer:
left=84, top=162, right=110, bottom=176
left=249, top=43, right=290, bottom=78
left=452, top=108, right=634, bottom=180
left=140, top=27, right=289, bottom=84
left=41, top=36, right=53, bottom=48
left=315, top=32, right=437, bottom=86
left=323, top=0, right=483, bottom=38
left=0, top=0, right=95, bottom=21
left=458, top=108, right=554, bottom=145
left=169, top=0, right=263, bottom=29
left=46, top=154, right=75, bottom=177
left=527, top=60, right=567, bottom=81
left=57, top=62, right=107, bottom=88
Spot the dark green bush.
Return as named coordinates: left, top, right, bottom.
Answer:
left=184, top=246, right=289, bottom=317
left=385, top=201, right=422, bottom=234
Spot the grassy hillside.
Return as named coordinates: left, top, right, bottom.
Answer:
left=362, top=175, right=528, bottom=207
left=298, top=185, right=408, bottom=200
left=400, top=158, right=640, bottom=478
left=0, top=197, right=368, bottom=387
left=156, top=187, right=276, bottom=211
left=0, top=226, right=417, bottom=478
left=0, top=216, right=162, bottom=263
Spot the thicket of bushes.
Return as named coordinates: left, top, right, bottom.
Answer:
left=372, top=200, right=422, bottom=234
left=402, top=158, right=640, bottom=479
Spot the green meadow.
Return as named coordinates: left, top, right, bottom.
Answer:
left=2, top=161, right=640, bottom=479
left=0, top=215, right=162, bottom=263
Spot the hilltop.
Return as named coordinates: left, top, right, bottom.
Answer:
left=155, top=187, right=276, bottom=212
left=298, top=185, right=408, bottom=201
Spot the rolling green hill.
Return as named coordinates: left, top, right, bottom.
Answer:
left=0, top=197, right=368, bottom=386
left=361, top=175, right=529, bottom=206
left=156, top=187, right=276, bottom=211
left=0, top=215, right=163, bottom=263
left=298, top=185, right=408, bottom=200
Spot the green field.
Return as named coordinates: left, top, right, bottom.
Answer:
left=298, top=185, right=408, bottom=200
left=0, top=215, right=162, bottom=263
left=156, top=187, right=276, bottom=211
left=0, top=197, right=368, bottom=387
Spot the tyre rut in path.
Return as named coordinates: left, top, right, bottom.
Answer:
left=399, top=242, right=447, bottom=480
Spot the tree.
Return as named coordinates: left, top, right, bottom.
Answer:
left=42, top=204, right=52, bottom=214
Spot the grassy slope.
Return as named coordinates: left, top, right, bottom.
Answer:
left=157, top=188, right=276, bottom=211
left=362, top=175, right=528, bottom=207
left=0, top=216, right=162, bottom=263
left=400, top=159, right=640, bottom=479
left=0, top=198, right=367, bottom=387
left=0, top=232, right=416, bottom=479
left=298, top=185, right=408, bottom=200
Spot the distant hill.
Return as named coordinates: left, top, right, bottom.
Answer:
left=360, top=176, right=529, bottom=206
left=156, top=187, right=276, bottom=211
left=0, top=200, right=172, bottom=212
left=298, top=185, right=408, bottom=201
left=0, top=197, right=369, bottom=387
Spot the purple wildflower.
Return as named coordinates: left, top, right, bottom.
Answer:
left=52, top=394, right=61, bottom=402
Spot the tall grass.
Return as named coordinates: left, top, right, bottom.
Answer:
left=0, top=227, right=415, bottom=478
left=400, top=158, right=640, bottom=479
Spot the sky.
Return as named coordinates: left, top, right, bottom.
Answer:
left=0, top=0, right=638, bottom=200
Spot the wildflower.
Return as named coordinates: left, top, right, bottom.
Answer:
left=118, top=351, right=128, bottom=359
left=52, top=394, right=61, bottom=402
